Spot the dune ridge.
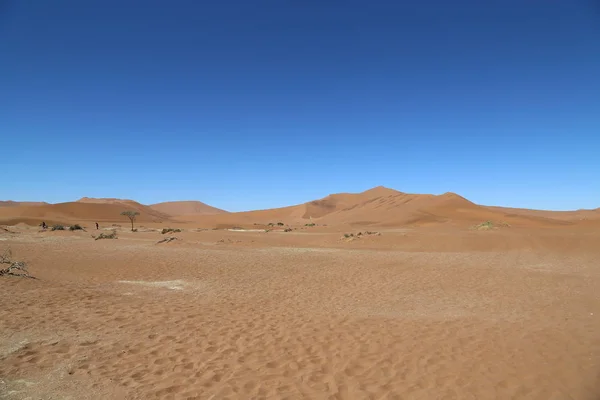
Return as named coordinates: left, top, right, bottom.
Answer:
left=150, top=201, right=228, bottom=217
left=0, top=200, right=171, bottom=226
left=0, top=186, right=598, bottom=228
left=0, top=201, right=48, bottom=207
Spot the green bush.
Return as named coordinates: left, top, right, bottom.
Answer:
left=51, top=225, right=65, bottom=231
left=69, top=224, right=83, bottom=231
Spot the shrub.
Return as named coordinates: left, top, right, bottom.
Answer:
left=473, top=221, right=494, bottom=230
left=69, top=224, right=83, bottom=231
left=161, top=228, right=181, bottom=234
left=284, top=228, right=293, bottom=232
left=95, top=231, right=118, bottom=240
left=305, top=223, right=316, bottom=227
left=0, top=248, right=32, bottom=278
left=277, top=222, right=284, bottom=226
left=51, top=225, right=65, bottom=231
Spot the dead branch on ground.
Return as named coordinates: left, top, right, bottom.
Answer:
left=0, top=248, right=34, bottom=278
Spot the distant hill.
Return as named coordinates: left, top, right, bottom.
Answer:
left=0, top=201, right=48, bottom=207
left=0, top=198, right=171, bottom=225
left=1, top=188, right=597, bottom=228
left=77, top=197, right=137, bottom=204
left=149, top=201, right=228, bottom=217
left=177, top=186, right=589, bottom=229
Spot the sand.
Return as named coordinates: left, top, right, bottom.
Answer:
left=149, top=201, right=228, bottom=217
left=1, top=223, right=600, bottom=399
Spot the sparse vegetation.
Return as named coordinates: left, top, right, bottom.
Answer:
left=161, top=228, right=182, bottom=234
left=472, top=221, right=510, bottom=231
left=95, top=230, right=118, bottom=240
left=69, top=224, right=84, bottom=231
left=341, top=231, right=380, bottom=241
left=0, top=248, right=33, bottom=278
left=121, top=211, right=140, bottom=231
left=51, top=224, right=65, bottom=231
left=284, top=228, right=293, bottom=232
left=305, top=223, right=316, bottom=227
left=277, top=222, right=284, bottom=226
left=268, top=223, right=275, bottom=227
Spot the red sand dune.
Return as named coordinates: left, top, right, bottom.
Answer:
left=1, top=187, right=598, bottom=228
left=0, top=200, right=171, bottom=226
left=0, top=201, right=48, bottom=207
left=150, top=201, right=227, bottom=217
left=486, top=205, right=600, bottom=222
left=179, top=186, right=594, bottom=229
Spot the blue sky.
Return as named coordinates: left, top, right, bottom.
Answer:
left=1, top=1, right=599, bottom=211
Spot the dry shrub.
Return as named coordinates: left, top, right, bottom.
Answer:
left=0, top=248, right=33, bottom=278
left=95, top=230, right=118, bottom=240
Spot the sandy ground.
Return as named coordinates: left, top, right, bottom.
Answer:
left=1, top=225, right=600, bottom=399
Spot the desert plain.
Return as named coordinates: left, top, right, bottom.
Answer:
left=1, top=187, right=600, bottom=399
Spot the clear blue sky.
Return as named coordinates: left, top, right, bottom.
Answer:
left=1, top=1, right=599, bottom=211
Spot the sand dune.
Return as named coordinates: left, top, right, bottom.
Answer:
left=178, top=186, right=585, bottom=229
left=1, top=188, right=600, bottom=398
left=486, top=205, right=600, bottom=221
left=0, top=201, right=48, bottom=207
left=0, top=201, right=171, bottom=226
left=1, top=187, right=598, bottom=229
left=150, top=201, right=227, bottom=217
left=77, top=197, right=138, bottom=204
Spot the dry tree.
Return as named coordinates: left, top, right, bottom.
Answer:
left=121, top=211, right=140, bottom=231
left=0, top=248, right=33, bottom=278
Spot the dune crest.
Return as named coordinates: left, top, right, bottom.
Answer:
left=0, top=201, right=48, bottom=207
left=1, top=186, right=599, bottom=228
left=150, top=201, right=228, bottom=217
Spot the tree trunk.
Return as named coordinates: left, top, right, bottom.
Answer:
left=130, top=218, right=134, bottom=231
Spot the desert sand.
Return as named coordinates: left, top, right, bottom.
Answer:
left=1, top=187, right=600, bottom=399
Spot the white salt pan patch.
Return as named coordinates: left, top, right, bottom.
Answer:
left=118, top=280, right=186, bottom=290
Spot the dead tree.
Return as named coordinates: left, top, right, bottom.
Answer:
left=0, top=248, right=33, bottom=278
